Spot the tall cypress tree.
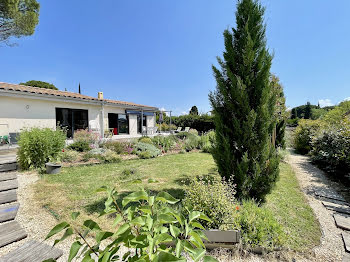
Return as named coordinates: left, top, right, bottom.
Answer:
left=209, top=0, right=279, bottom=200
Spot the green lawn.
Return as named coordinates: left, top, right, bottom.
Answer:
left=35, top=152, right=320, bottom=251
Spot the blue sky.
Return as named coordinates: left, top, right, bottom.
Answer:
left=1, top=0, right=349, bottom=115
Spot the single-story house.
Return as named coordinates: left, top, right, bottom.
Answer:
left=0, top=82, right=158, bottom=141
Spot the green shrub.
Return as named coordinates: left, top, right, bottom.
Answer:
left=188, top=128, right=198, bottom=135
left=59, top=149, right=79, bottom=163
left=286, top=118, right=299, bottom=127
left=176, top=131, right=193, bottom=140
left=293, top=119, right=322, bottom=154
left=199, top=131, right=215, bottom=153
left=46, top=187, right=218, bottom=262
left=138, top=136, right=153, bottom=144
left=183, top=176, right=238, bottom=230
left=121, top=168, right=138, bottom=178
left=101, top=140, right=128, bottom=154
left=183, top=135, right=200, bottom=152
left=133, top=142, right=161, bottom=158
left=311, top=120, right=350, bottom=174
left=68, top=140, right=91, bottom=152
left=236, top=200, right=285, bottom=250
left=156, top=123, right=177, bottom=131
left=17, top=127, right=66, bottom=170
left=99, top=150, right=122, bottom=163
left=152, top=135, right=177, bottom=152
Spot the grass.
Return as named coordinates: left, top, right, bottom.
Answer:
left=264, top=162, right=321, bottom=251
left=34, top=152, right=320, bottom=251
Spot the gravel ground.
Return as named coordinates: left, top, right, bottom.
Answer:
left=286, top=150, right=345, bottom=262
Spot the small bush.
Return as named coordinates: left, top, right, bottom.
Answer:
left=293, top=119, right=322, bottom=154
left=156, top=123, right=177, bottom=131
left=183, top=135, right=200, bottom=152
left=101, top=141, right=128, bottom=154
left=138, top=136, right=153, bottom=144
left=88, top=148, right=108, bottom=155
left=152, top=135, right=177, bottom=152
left=121, top=168, right=138, bottom=178
left=133, top=142, right=161, bottom=159
left=59, top=149, right=79, bottom=163
left=17, top=127, right=66, bottom=170
left=188, top=129, right=198, bottom=135
left=73, top=129, right=100, bottom=144
left=99, top=150, right=122, bottom=163
left=176, top=132, right=193, bottom=140
left=199, top=131, right=215, bottom=153
left=236, top=200, right=285, bottom=250
left=183, top=176, right=237, bottom=229
left=68, top=140, right=91, bottom=152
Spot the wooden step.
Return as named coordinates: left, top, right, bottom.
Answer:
left=0, top=190, right=17, bottom=205
left=315, top=192, right=346, bottom=202
left=0, top=203, right=19, bottom=223
left=0, top=172, right=17, bottom=182
left=343, top=232, right=350, bottom=253
left=0, top=179, right=18, bottom=192
left=0, top=240, right=63, bottom=262
left=322, top=201, right=350, bottom=215
left=0, top=162, right=17, bottom=172
left=0, top=221, right=27, bottom=248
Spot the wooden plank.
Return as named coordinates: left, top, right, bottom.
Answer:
left=0, top=179, right=18, bottom=192
left=203, top=230, right=240, bottom=243
left=315, top=191, right=346, bottom=202
left=334, top=214, right=350, bottom=231
left=342, top=232, right=350, bottom=253
left=0, top=203, right=19, bottom=223
left=0, top=163, right=17, bottom=172
left=0, top=221, right=27, bottom=248
left=0, top=172, right=17, bottom=182
left=319, top=196, right=350, bottom=207
left=0, top=190, right=17, bottom=204
left=0, top=240, right=63, bottom=262
left=322, top=201, right=350, bottom=215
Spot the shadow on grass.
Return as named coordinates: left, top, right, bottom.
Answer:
left=84, top=188, right=186, bottom=215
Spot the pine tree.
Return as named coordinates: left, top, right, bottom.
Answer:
left=304, top=102, right=311, bottom=119
left=209, top=0, right=279, bottom=200
left=189, top=106, right=199, bottom=115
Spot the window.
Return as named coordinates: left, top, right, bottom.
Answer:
left=108, top=113, right=129, bottom=135
left=56, top=108, right=88, bottom=138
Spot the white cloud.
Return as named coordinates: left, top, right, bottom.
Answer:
left=344, top=97, right=350, bottom=102
left=318, top=99, right=334, bottom=108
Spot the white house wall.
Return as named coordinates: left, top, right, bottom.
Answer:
left=0, top=96, right=102, bottom=134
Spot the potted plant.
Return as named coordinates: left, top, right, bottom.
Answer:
left=45, top=156, right=62, bottom=174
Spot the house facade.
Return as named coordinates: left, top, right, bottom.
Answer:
left=0, top=82, right=158, bottom=141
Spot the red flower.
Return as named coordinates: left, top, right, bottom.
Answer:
left=235, top=206, right=239, bottom=211
left=62, top=149, right=65, bottom=152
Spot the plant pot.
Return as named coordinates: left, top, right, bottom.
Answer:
left=203, top=229, right=240, bottom=249
left=45, top=162, right=62, bottom=174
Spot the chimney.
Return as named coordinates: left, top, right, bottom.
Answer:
left=98, top=92, right=103, bottom=100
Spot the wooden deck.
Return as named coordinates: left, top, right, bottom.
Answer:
left=0, top=221, right=27, bottom=248
left=0, top=204, right=19, bottom=223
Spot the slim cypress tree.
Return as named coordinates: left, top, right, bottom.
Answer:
left=209, top=0, right=279, bottom=200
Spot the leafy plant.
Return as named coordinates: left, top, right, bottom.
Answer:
left=59, top=149, right=79, bottom=163
left=73, top=129, right=100, bottom=145
left=183, top=176, right=238, bottom=230
left=199, top=131, right=215, bottom=153
left=235, top=200, right=285, bottom=250
left=138, top=136, right=153, bottom=144
left=101, top=141, right=129, bottom=154
left=99, top=150, right=122, bottom=163
left=152, top=135, right=177, bottom=153
left=68, top=140, right=91, bottom=152
left=17, top=127, right=66, bottom=170
left=46, top=186, right=218, bottom=262
left=183, top=135, right=200, bottom=152
left=121, top=168, right=138, bottom=178
left=133, top=142, right=161, bottom=159
left=293, top=119, right=322, bottom=154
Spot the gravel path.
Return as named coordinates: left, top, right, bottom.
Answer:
left=286, top=150, right=345, bottom=262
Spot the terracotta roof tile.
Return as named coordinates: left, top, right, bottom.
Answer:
left=0, top=82, right=157, bottom=110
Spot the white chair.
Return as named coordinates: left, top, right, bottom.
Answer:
left=184, top=127, right=190, bottom=132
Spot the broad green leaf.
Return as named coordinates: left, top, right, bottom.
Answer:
left=155, top=233, right=173, bottom=245
left=115, top=223, right=130, bottom=236
left=122, top=190, right=148, bottom=206
left=122, top=251, right=131, bottom=261
left=112, top=214, right=123, bottom=227
left=203, top=256, right=219, bottom=262
left=96, top=231, right=113, bottom=243
left=130, top=216, right=146, bottom=226
left=68, top=241, right=82, bottom=262
left=199, top=213, right=212, bottom=222
left=190, top=248, right=206, bottom=262
left=170, top=225, right=181, bottom=238
left=149, top=196, right=155, bottom=206
left=191, top=221, right=205, bottom=230
left=146, top=215, right=153, bottom=231
left=83, top=219, right=101, bottom=231
left=71, top=212, right=80, bottom=220
left=54, top=227, right=73, bottom=246
left=156, top=192, right=179, bottom=204
left=100, top=251, right=111, bottom=262
left=189, top=231, right=205, bottom=248
left=158, top=214, right=177, bottom=224
left=45, top=222, right=69, bottom=240
left=154, top=251, right=186, bottom=262
left=175, top=239, right=183, bottom=257
left=148, top=178, right=158, bottom=183
left=189, top=211, right=201, bottom=222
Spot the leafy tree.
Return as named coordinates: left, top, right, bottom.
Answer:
left=0, top=0, right=40, bottom=44
left=189, top=105, right=199, bottom=115
left=291, top=108, right=297, bottom=119
left=304, top=102, right=312, bottom=119
left=209, top=0, right=279, bottom=200
left=20, top=80, right=58, bottom=90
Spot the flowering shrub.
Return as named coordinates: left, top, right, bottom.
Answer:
left=67, top=140, right=91, bottom=152
left=183, top=135, right=201, bottom=152
left=73, top=129, right=100, bottom=145
left=199, top=131, right=216, bottom=153
left=17, top=127, right=66, bottom=170
left=138, top=136, right=153, bottom=144
left=152, top=135, right=177, bottom=152
left=183, top=175, right=238, bottom=230
left=46, top=187, right=218, bottom=262
left=101, top=140, right=129, bottom=154
left=58, top=149, right=79, bottom=163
